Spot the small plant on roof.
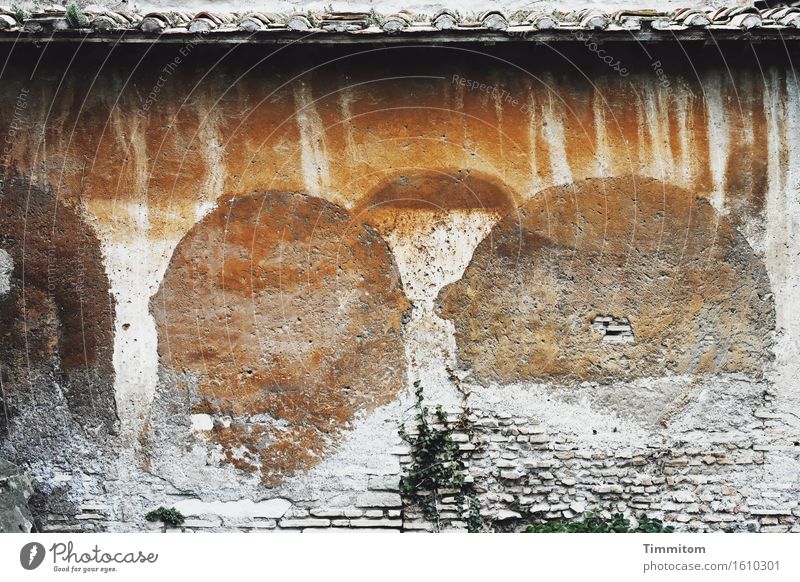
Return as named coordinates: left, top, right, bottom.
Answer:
left=367, top=9, right=382, bottom=27
left=11, top=4, right=30, bottom=22
left=65, top=4, right=89, bottom=28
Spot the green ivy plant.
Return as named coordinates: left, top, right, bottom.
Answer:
left=399, top=381, right=482, bottom=532
left=525, top=509, right=674, bottom=533
left=145, top=506, right=185, bottom=528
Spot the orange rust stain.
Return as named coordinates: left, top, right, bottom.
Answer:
left=690, top=89, right=715, bottom=195
left=352, top=171, right=518, bottom=257
left=723, top=75, right=769, bottom=223
left=152, top=190, right=410, bottom=485
left=0, top=56, right=775, bottom=245
left=357, top=170, right=517, bottom=213
left=438, top=176, right=775, bottom=384
left=557, top=74, right=600, bottom=179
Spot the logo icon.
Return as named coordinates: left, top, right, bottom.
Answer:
left=20, top=542, right=46, bottom=570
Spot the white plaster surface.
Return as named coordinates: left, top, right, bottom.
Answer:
left=763, top=67, right=800, bottom=437
left=113, top=68, right=799, bottom=522
left=0, top=249, right=12, bottom=296
left=98, top=202, right=182, bottom=423
left=382, top=210, right=497, bottom=404
left=32, top=50, right=799, bottom=533
left=173, top=497, right=292, bottom=518
left=704, top=70, right=730, bottom=213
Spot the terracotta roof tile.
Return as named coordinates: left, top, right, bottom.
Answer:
left=0, top=5, right=799, bottom=41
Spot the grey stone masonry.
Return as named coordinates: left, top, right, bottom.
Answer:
left=396, top=401, right=800, bottom=533
left=30, top=385, right=800, bottom=533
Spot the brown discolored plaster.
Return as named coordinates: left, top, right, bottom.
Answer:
left=438, top=176, right=776, bottom=384
left=354, top=170, right=517, bottom=254
left=151, top=191, right=410, bottom=485
left=0, top=172, right=116, bottom=533
left=356, top=170, right=517, bottom=213
left=0, top=45, right=780, bottom=240
left=721, top=73, right=770, bottom=224
left=0, top=172, right=116, bottom=436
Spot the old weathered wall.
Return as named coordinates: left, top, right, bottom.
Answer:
left=0, top=41, right=799, bottom=532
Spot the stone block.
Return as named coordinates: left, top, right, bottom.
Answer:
left=350, top=519, right=403, bottom=529
left=183, top=519, right=221, bottom=528
left=496, top=510, right=522, bottom=520
left=356, top=492, right=402, bottom=508
left=368, top=474, right=400, bottom=491
left=500, top=470, right=523, bottom=480
left=247, top=520, right=277, bottom=529
left=279, top=518, right=331, bottom=528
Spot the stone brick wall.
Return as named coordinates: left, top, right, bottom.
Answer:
left=420, top=408, right=799, bottom=533
left=41, top=395, right=800, bottom=533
